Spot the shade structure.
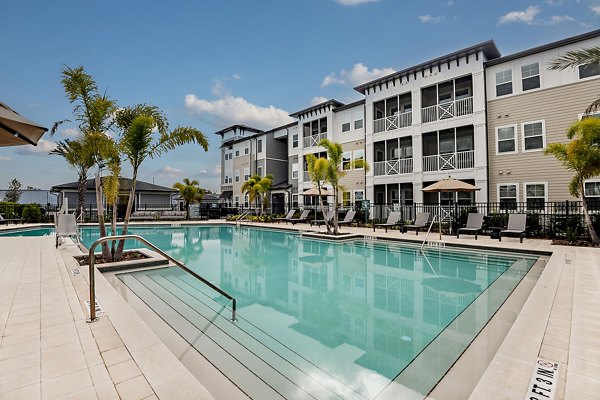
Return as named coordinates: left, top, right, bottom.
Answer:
left=301, top=187, right=334, bottom=196
left=0, top=102, right=48, bottom=147
left=421, top=176, right=480, bottom=239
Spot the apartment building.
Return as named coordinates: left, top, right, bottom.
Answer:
left=216, top=29, right=600, bottom=210
left=485, top=29, right=600, bottom=207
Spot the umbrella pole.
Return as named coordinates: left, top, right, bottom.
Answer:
left=439, top=204, right=442, bottom=240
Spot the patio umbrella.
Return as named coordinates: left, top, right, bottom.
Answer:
left=421, top=176, right=480, bottom=240
left=0, top=102, right=48, bottom=147
left=301, top=187, right=334, bottom=196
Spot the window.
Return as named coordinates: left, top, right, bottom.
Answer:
left=244, top=145, right=249, bottom=155
left=292, top=133, right=298, bottom=148
left=354, top=119, right=363, bottom=130
left=244, top=195, right=249, bottom=208
left=235, top=170, right=240, bottom=183
left=244, top=168, right=250, bottom=181
left=522, top=62, right=540, bottom=91
left=525, top=183, right=546, bottom=210
left=496, top=69, right=512, bottom=96
left=224, top=153, right=229, bottom=161
left=257, top=166, right=263, bottom=177
left=498, top=184, right=518, bottom=210
left=235, top=196, right=240, bottom=207
left=353, top=149, right=364, bottom=169
left=342, top=122, right=351, bottom=132
left=320, top=118, right=327, bottom=134
left=522, top=121, right=545, bottom=151
left=579, top=63, right=600, bottom=79
left=235, top=150, right=239, bottom=157
left=584, top=180, right=600, bottom=197
left=292, top=194, right=299, bottom=208
left=354, top=191, right=364, bottom=201
left=343, top=192, right=351, bottom=206
left=342, top=152, right=351, bottom=170
left=292, top=163, right=298, bottom=179
left=257, top=139, right=263, bottom=153
left=496, top=125, right=517, bottom=154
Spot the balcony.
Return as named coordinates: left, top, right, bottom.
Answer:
left=303, top=133, right=326, bottom=148
left=422, top=150, right=474, bottom=172
left=374, top=159, right=413, bottom=176
left=373, top=111, right=412, bottom=133
left=421, top=97, right=473, bottom=124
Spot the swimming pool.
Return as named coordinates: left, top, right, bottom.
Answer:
left=76, top=225, right=539, bottom=399
left=0, top=227, right=55, bottom=237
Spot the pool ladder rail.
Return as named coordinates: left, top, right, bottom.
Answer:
left=86, top=234, right=237, bottom=323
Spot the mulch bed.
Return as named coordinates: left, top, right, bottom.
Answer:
left=75, top=250, right=149, bottom=266
left=551, top=239, right=598, bottom=247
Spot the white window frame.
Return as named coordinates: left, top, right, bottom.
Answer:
left=584, top=179, right=600, bottom=197
left=521, top=62, right=540, bottom=91
left=291, top=163, right=298, bottom=179
left=497, top=183, right=519, bottom=205
left=235, top=149, right=239, bottom=157
left=292, top=133, right=298, bottom=148
left=292, top=194, right=299, bottom=207
left=495, top=124, right=518, bottom=155
left=257, top=139, right=263, bottom=153
left=578, top=63, right=600, bottom=80
left=342, top=191, right=351, bottom=206
left=342, top=122, right=351, bottom=132
left=235, top=195, right=240, bottom=206
left=354, top=190, right=364, bottom=202
left=353, top=149, right=364, bottom=170
left=354, top=119, right=363, bottom=130
left=495, top=69, right=513, bottom=97
left=257, top=166, right=263, bottom=177
left=342, top=151, right=352, bottom=170
left=234, top=169, right=240, bottom=183
left=244, top=168, right=250, bottom=181
left=521, top=120, right=546, bottom=152
left=524, top=182, right=547, bottom=211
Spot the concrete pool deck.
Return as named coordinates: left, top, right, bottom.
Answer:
left=0, top=221, right=598, bottom=399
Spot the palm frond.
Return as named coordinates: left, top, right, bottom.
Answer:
left=548, top=47, right=600, bottom=70
left=151, top=126, right=208, bottom=157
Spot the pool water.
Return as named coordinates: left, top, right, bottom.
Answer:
left=0, top=227, right=55, bottom=237
left=78, top=225, right=538, bottom=399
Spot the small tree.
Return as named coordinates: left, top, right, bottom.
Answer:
left=173, top=178, right=205, bottom=220
left=4, top=179, right=22, bottom=203
left=319, top=139, right=369, bottom=235
left=545, top=118, right=600, bottom=244
left=306, top=154, right=331, bottom=233
left=241, top=174, right=273, bottom=216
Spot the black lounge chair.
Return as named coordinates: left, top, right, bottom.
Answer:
left=310, top=211, right=334, bottom=227
left=457, top=213, right=484, bottom=240
left=337, top=210, right=356, bottom=226
left=274, top=209, right=296, bottom=223
left=289, top=209, right=310, bottom=225
left=404, top=212, right=430, bottom=235
left=373, top=211, right=401, bottom=233
left=499, top=213, right=527, bottom=243
left=0, top=214, right=22, bottom=225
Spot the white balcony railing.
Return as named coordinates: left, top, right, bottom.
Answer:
left=303, top=133, right=326, bottom=148
left=374, top=159, right=413, bottom=176
left=421, top=97, right=473, bottom=124
left=422, top=150, right=474, bottom=172
left=373, top=111, right=412, bottom=133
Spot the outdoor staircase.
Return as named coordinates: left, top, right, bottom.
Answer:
left=118, top=268, right=361, bottom=400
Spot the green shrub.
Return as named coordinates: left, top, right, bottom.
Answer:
left=22, top=203, right=42, bottom=223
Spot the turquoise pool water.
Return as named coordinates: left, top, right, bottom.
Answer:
left=76, top=225, right=538, bottom=399
left=0, top=227, right=55, bottom=237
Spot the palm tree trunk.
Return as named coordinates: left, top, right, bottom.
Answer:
left=580, top=183, right=599, bottom=244
left=95, top=173, right=111, bottom=259
left=185, top=201, right=190, bottom=220
left=332, top=187, right=339, bottom=235
left=77, top=174, right=86, bottom=221
left=317, top=182, right=332, bottom=234
left=115, top=169, right=138, bottom=259
left=110, top=202, right=118, bottom=257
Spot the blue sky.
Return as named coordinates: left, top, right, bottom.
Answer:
left=1, top=0, right=597, bottom=192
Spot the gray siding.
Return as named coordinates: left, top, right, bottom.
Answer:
left=487, top=78, right=600, bottom=202
left=138, top=193, right=171, bottom=207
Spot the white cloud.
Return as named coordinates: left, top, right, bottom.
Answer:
left=498, top=6, right=541, bottom=25
left=61, top=127, right=80, bottom=138
left=546, top=15, right=574, bottom=24
left=591, top=5, right=600, bottom=15
left=447, top=0, right=454, bottom=5
left=211, top=79, right=229, bottom=97
left=185, top=94, right=294, bottom=130
left=320, top=63, right=395, bottom=88
left=199, top=164, right=221, bottom=177
left=334, top=0, right=380, bottom=5
left=311, top=96, right=329, bottom=106
left=232, top=73, right=241, bottom=80
left=157, top=166, right=184, bottom=178
left=15, top=139, right=57, bottom=155
left=418, top=15, right=445, bottom=23
left=545, top=0, right=566, bottom=5
left=0, top=155, right=11, bottom=161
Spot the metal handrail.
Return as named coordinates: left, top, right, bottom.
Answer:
left=420, top=215, right=439, bottom=253
left=86, top=234, right=237, bottom=323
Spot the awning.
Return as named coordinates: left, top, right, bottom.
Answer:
left=219, top=190, right=233, bottom=199
left=0, top=102, right=48, bottom=147
left=301, top=187, right=334, bottom=196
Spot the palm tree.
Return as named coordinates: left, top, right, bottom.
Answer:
left=549, top=47, right=600, bottom=113
left=173, top=178, right=205, bottom=220
left=306, top=154, right=332, bottom=234
left=113, top=105, right=208, bottom=259
left=318, top=139, right=369, bottom=235
left=50, top=137, right=95, bottom=219
left=240, top=174, right=274, bottom=216
left=60, top=66, right=117, bottom=259
left=545, top=118, right=600, bottom=244
left=102, top=155, right=121, bottom=256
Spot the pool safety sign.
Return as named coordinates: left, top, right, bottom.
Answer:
left=85, top=299, right=106, bottom=317
left=525, top=358, right=559, bottom=400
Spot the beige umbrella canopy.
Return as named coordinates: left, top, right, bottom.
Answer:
left=301, top=187, right=334, bottom=196
left=0, top=102, right=48, bottom=147
left=421, top=176, right=480, bottom=239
